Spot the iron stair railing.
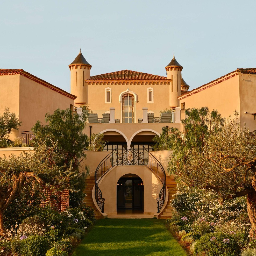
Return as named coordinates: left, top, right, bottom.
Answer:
left=94, top=147, right=167, bottom=214
left=143, top=147, right=167, bottom=213
left=95, top=150, right=115, bottom=213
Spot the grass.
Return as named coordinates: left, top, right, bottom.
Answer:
left=72, top=218, right=187, bottom=256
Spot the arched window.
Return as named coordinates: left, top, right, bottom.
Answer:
left=122, top=93, right=134, bottom=123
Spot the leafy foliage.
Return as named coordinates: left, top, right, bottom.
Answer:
left=0, top=142, right=65, bottom=235
left=0, top=108, right=21, bottom=147
left=32, top=107, right=89, bottom=206
left=88, top=133, right=106, bottom=151
left=194, top=232, right=241, bottom=256
left=32, top=108, right=89, bottom=168
left=164, top=107, right=256, bottom=237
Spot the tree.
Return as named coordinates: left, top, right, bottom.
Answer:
left=0, top=107, right=89, bottom=235
left=88, top=133, right=106, bottom=151
left=0, top=143, right=63, bottom=235
left=0, top=108, right=21, bottom=147
left=168, top=108, right=256, bottom=237
left=32, top=107, right=89, bottom=207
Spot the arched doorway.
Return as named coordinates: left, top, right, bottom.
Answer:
left=117, top=174, right=144, bottom=213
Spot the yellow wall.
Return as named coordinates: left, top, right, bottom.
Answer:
left=180, top=75, right=240, bottom=121
left=239, top=73, right=256, bottom=131
left=82, top=151, right=110, bottom=175
left=0, top=75, right=20, bottom=139
left=19, top=75, right=74, bottom=134
left=86, top=82, right=170, bottom=121
left=84, top=122, right=182, bottom=148
left=0, top=147, right=34, bottom=158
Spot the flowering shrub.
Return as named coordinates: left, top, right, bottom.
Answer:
left=0, top=204, right=95, bottom=255
left=194, top=232, right=241, bottom=256
left=15, top=234, right=50, bottom=256
left=167, top=186, right=253, bottom=254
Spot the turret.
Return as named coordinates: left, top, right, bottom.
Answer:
left=69, top=50, right=91, bottom=106
left=165, top=56, right=183, bottom=108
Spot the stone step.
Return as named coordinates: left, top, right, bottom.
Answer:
left=164, top=208, right=173, bottom=213
left=162, top=212, right=172, bottom=216
left=159, top=215, right=172, bottom=219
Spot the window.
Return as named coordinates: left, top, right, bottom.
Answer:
left=105, top=88, right=111, bottom=103
left=147, top=88, right=153, bottom=103
left=181, top=102, right=185, bottom=110
left=122, top=93, right=134, bottom=123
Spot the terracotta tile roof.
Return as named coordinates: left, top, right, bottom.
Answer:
left=88, top=70, right=167, bottom=80
left=178, top=68, right=256, bottom=100
left=238, top=68, right=256, bottom=74
left=0, top=69, right=76, bottom=100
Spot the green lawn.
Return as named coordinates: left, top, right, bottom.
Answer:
left=72, top=218, right=187, bottom=256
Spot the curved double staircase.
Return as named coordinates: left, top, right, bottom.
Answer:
left=84, top=149, right=176, bottom=219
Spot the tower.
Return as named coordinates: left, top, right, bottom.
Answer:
left=165, top=56, right=183, bottom=108
left=69, top=50, right=91, bottom=106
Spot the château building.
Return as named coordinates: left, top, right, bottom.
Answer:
left=0, top=50, right=256, bottom=218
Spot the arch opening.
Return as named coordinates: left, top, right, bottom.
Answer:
left=117, top=174, right=144, bottom=213
left=100, top=130, right=128, bottom=151
left=129, top=130, right=158, bottom=151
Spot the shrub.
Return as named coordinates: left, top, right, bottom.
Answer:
left=20, top=235, right=50, bottom=256
left=0, top=239, right=12, bottom=255
left=17, top=215, right=46, bottom=238
left=242, top=248, right=256, bottom=256
left=194, top=232, right=241, bottom=256
left=37, top=207, right=68, bottom=234
left=190, top=218, right=214, bottom=240
left=46, top=247, right=68, bottom=256
left=50, top=238, right=73, bottom=255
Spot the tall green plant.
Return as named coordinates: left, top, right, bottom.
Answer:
left=0, top=108, right=21, bottom=147
left=168, top=108, right=256, bottom=237
left=32, top=108, right=89, bottom=207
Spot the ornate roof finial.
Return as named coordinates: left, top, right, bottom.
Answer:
left=80, top=48, right=81, bottom=54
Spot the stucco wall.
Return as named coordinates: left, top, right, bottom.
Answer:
left=239, top=73, right=256, bottom=131
left=0, top=147, right=34, bottom=158
left=86, top=82, right=170, bottom=121
left=81, top=151, right=110, bottom=175
left=98, top=165, right=162, bottom=215
left=19, top=75, right=74, bottom=135
left=150, top=150, right=172, bottom=173
left=0, top=75, right=20, bottom=139
left=84, top=122, right=182, bottom=148
left=180, top=75, right=240, bottom=121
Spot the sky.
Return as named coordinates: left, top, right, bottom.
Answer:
left=0, top=0, right=256, bottom=93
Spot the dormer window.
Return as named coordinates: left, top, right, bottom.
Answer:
left=105, top=88, right=111, bottom=103
left=147, top=88, right=153, bottom=103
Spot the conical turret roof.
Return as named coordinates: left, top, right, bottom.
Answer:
left=70, top=50, right=91, bottom=66
left=181, top=78, right=189, bottom=87
left=166, top=56, right=182, bottom=68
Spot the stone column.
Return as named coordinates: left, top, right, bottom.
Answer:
left=142, top=108, right=148, bottom=123
left=110, top=108, right=115, bottom=123
left=175, top=107, right=181, bottom=123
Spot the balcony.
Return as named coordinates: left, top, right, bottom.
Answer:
left=87, top=107, right=181, bottom=124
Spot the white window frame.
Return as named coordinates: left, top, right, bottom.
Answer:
left=147, top=88, right=154, bottom=103
left=105, top=88, right=112, bottom=103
